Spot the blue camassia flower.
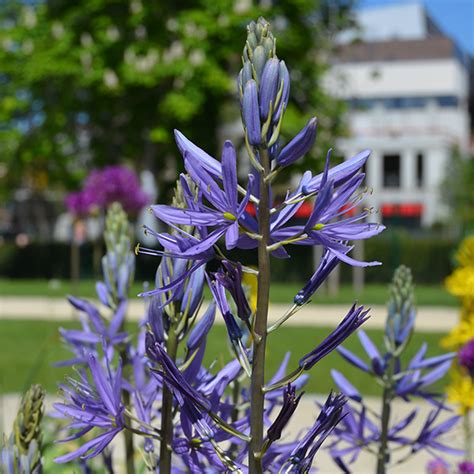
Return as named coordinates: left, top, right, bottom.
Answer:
left=152, top=140, right=254, bottom=252
left=140, top=126, right=384, bottom=293
left=54, top=354, right=125, bottom=463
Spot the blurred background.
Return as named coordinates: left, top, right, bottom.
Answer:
left=0, top=0, right=473, bottom=295
left=0, top=0, right=473, bottom=390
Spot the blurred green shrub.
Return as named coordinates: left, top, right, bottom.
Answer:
left=0, top=232, right=456, bottom=284
left=0, top=0, right=356, bottom=202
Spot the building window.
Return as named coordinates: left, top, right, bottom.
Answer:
left=347, top=95, right=459, bottom=110
left=416, top=153, right=424, bottom=188
left=383, top=154, right=400, bottom=188
left=436, top=96, right=458, bottom=107
left=400, top=97, right=427, bottom=108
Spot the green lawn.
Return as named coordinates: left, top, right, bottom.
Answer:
left=0, top=319, right=448, bottom=396
left=0, top=278, right=458, bottom=306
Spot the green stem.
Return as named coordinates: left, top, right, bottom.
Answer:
left=121, top=352, right=136, bottom=474
left=159, top=326, right=178, bottom=474
left=249, top=148, right=271, bottom=473
left=376, top=360, right=394, bottom=474
left=229, top=378, right=242, bottom=457
left=465, top=408, right=473, bottom=461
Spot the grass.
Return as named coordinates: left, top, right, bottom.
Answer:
left=0, top=278, right=458, bottom=306
left=0, top=319, right=448, bottom=396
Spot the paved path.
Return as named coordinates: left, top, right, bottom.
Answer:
left=0, top=296, right=460, bottom=332
left=0, top=393, right=463, bottom=473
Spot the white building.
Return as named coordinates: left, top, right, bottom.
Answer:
left=327, top=2, right=471, bottom=228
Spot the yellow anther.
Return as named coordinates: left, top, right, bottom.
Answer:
left=312, top=223, right=325, bottom=231
left=223, top=212, right=237, bottom=221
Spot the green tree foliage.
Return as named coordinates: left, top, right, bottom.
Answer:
left=0, top=0, right=355, bottom=200
left=443, top=149, right=474, bottom=233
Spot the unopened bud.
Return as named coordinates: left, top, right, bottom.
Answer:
left=259, top=58, right=280, bottom=121
left=242, top=80, right=261, bottom=146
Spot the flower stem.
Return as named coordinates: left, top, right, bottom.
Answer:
left=465, top=408, right=473, bottom=461
left=229, top=378, right=242, bottom=457
left=120, top=350, right=136, bottom=474
left=376, top=361, right=394, bottom=474
left=160, top=325, right=178, bottom=474
left=249, top=147, right=271, bottom=473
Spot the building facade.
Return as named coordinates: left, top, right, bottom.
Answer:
left=327, top=3, right=471, bottom=228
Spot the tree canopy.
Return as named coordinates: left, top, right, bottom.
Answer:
left=0, top=0, right=355, bottom=200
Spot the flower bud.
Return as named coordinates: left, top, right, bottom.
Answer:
left=259, top=58, right=280, bottom=121
left=267, top=384, right=302, bottom=442
left=237, top=61, right=253, bottom=98
left=252, top=45, right=268, bottom=81
left=242, top=79, right=261, bottom=145
left=274, top=61, right=290, bottom=121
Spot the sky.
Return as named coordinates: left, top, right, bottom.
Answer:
left=357, top=0, right=474, bottom=55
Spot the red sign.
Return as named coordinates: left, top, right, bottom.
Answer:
left=381, top=203, right=423, bottom=217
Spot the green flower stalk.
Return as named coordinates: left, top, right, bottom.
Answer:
left=101, top=202, right=136, bottom=474
left=330, top=267, right=458, bottom=473
left=385, top=265, right=416, bottom=353
left=1, top=384, right=46, bottom=473
left=13, top=384, right=45, bottom=458
left=98, top=201, right=135, bottom=309
left=378, top=267, right=415, bottom=474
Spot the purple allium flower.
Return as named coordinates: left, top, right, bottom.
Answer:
left=65, top=165, right=149, bottom=216
left=459, top=339, right=474, bottom=377
left=54, top=354, right=125, bottom=463
left=426, top=457, right=450, bottom=474
left=459, top=461, right=474, bottom=474
left=85, top=165, right=149, bottom=214
left=65, top=190, right=96, bottom=216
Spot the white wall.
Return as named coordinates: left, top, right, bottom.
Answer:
left=327, top=59, right=469, bottom=99
left=338, top=136, right=453, bottom=226
left=348, top=106, right=470, bottom=152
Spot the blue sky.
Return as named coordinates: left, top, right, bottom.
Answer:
left=358, top=0, right=474, bottom=55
